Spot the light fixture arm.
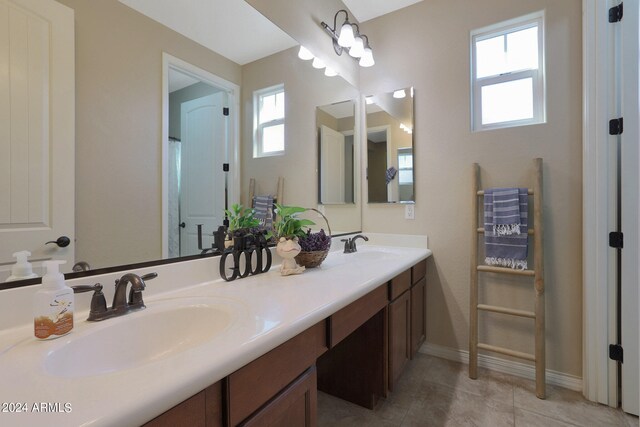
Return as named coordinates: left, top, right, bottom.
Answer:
left=320, top=9, right=374, bottom=66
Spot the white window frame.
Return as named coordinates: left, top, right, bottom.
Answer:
left=253, top=84, right=285, bottom=158
left=397, top=148, right=414, bottom=185
left=471, top=11, right=546, bottom=131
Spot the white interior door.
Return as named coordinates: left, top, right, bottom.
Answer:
left=320, top=125, right=346, bottom=204
left=620, top=0, right=639, bottom=415
left=179, top=93, right=226, bottom=256
left=0, top=0, right=74, bottom=280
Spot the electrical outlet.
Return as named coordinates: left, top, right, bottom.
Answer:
left=405, top=204, right=415, bottom=220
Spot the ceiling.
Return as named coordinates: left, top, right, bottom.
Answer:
left=119, top=0, right=423, bottom=65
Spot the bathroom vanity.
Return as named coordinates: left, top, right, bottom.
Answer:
left=0, top=238, right=431, bottom=427
left=146, top=259, right=429, bottom=426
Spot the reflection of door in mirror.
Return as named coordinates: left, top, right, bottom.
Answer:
left=0, top=0, right=75, bottom=281
left=367, top=127, right=390, bottom=203
left=316, top=100, right=355, bottom=205
left=167, top=67, right=229, bottom=257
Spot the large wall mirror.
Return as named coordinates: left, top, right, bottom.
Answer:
left=1, top=1, right=362, bottom=286
left=317, top=100, right=356, bottom=205
left=365, top=87, right=415, bottom=204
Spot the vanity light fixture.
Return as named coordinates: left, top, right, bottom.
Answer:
left=324, top=67, right=338, bottom=77
left=321, top=9, right=374, bottom=67
left=393, top=89, right=407, bottom=99
left=312, top=57, right=326, bottom=69
left=298, top=46, right=314, bottom=61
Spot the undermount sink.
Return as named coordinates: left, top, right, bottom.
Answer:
left=44, top=297, right=239, bottom=378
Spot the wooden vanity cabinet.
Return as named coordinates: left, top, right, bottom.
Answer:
left=388, top=260, right=428, bottom=390
left=227, top=321, right=327, bottom=426
left=410, top=260, right=427, bottom=358
left=388, top=269, right=411, bottom=391
left=240, top=367, right=317, bottom=427
left=143, top=382, right=223, bottom=427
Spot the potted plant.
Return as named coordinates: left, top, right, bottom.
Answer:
left=272, top=204, right=314, bottom=276
left=224, top=204, right=261, bottom=247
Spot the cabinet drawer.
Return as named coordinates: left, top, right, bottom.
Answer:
left=241, top=367, right=317, bottom=427
left=144, top=391, right=206, bottom=427
left=412, top=260, right=427, bottom=284
left=227, top=321, right=327, bottom=426
left=389, top=269, right=411, bottom=301
left=329, top=284, right=388, bottom=347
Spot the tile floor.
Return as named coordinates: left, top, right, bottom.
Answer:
left=318, top=354, right=639, bottom=427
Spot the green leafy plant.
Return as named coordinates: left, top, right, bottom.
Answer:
left=272, top=204, right=315, bottom=240
left=225, top=204, right=260, bottom=232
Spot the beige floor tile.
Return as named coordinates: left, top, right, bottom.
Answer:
left=418, top=355, right=515, bottom=406
left=625, top=413, right=639, bottom=427
left=402, top=381, right=515, bottom=427
left=514, top=407, right=577, bottom=427
left=513, top=380, right=626, bottom=427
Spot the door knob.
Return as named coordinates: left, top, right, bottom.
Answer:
left=179, top=222, right=186, bottom=228
left=45, top=236, right=71, bottom=248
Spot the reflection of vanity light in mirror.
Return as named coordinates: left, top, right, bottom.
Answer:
left=298, top=45, right=314, bottom=60
left=366, top=87, right=415, bottom=204
left=317, top=100, right=357, bottom=205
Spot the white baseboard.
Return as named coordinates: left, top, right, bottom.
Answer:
left=420, top=342, right=582, bottom=392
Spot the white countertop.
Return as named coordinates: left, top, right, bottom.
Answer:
left=0, top=240, right=431, bottom=427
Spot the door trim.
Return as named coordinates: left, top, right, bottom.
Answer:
left=161, top=53, right=240, bottom=258
left=582, top=0, right=617, bottom=406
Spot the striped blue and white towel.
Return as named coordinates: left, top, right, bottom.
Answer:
left=253, top=195, right=274, bottom=231
left=484, top=188, right=528, bottom=270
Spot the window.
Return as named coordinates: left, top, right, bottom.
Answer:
left=254, top=84, right=285, bottom=157
left=397, top=148, right=413, bottom=185
left=471, top=12, right=545, bottom=131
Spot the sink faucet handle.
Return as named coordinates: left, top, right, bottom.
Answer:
left=141, top=272, right=158, bottom=281
left=72, top=283, right=108, bottom=320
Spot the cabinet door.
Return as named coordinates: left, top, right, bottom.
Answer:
left=241, top=367, right=317, bottom=427
left=388, top=290, right=410, bottom=391
left=410, top=277, right=427, bottom=358
left=143, top=391, right=206, bottom=427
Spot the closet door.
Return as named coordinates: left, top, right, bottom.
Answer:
left=0, top=0, right=74, bottom=279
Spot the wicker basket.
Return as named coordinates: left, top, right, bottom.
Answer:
left=295, top=208, right=331, bottom=268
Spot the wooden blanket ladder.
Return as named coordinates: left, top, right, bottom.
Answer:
left=469, top=158, right=545, bottom=399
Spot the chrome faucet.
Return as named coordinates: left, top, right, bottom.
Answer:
left=341, top=234, right=369, bottom=253
left=72, top=272, right=157, bottom=321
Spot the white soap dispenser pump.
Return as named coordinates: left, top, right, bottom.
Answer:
left=5, top=250, right=38, bottom=282
left=34, top=260, right=74, bottom=340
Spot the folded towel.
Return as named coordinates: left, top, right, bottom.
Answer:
left=385, top=166, right=397, bottom=184
left=484, top=188, right=528, bottom=269
left=253, top=195, right=274, bottom=231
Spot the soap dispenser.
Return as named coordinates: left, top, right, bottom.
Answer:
left=5, top=251, right=38, bottom=282
left=34, top=260, right=74, bottom=340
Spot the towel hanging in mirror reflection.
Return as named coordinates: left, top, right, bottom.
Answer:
left=385, top=166, right=397, bottom=184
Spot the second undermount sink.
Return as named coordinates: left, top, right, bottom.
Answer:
left=44, top=297, right=240, bottom=378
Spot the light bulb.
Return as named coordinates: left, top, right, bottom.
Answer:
left=298, top=46, right=314, bottom=61
left=312, top=57, right=326, bottom=69
left=324, top=67, right=338, bottom=77
left=359, top=47, right=375, bottom=67
left=365, top=96, right=374, bottom=105
left=337, top=22, right=355, bottom=47
left=393, top=89, right=406, bottom=99
left=349, top=36, right=364, bottom=58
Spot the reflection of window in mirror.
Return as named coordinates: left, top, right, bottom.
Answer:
left=254, top=84, right=285, bottom=157
left=397, top=148, right=414, bottom=202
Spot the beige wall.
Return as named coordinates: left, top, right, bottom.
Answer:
left=241, top=47, right=362, bottom=234
left=57, top=0, right=241, bottom=268
left=360, top=0, right=583, bottom=376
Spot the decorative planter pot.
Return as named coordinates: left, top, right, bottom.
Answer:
left=276, top=237, right=305, bottom=276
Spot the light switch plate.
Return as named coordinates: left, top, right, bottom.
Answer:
left=405, top=204, right=415, bottom=220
